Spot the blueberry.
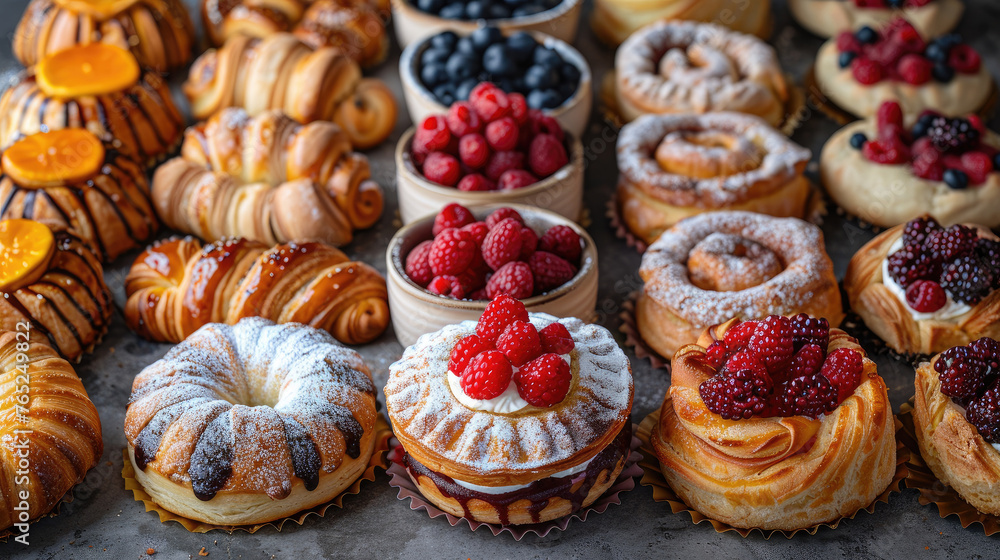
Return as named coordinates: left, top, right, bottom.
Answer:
left=420, top=62, right=449, bottom=87
left=506, top=32, right=537, bottom=63
left=421, top=47, right=451, bottom=68
left=456, top=36, right=479, bottom=55
left=483, top=44, right=517, bottom=76
left=560, top=62, right=581, bottom=85
left=446, top=52, right=479, bottom=80
left=512, top=3, right=546, bottom=17
left=429, top=31, right=458, bottom=51
left=456, top=79, right=479, bottom=100
left=557, top=82, right=575, bottom=99
left=471, top=27, right=504, bottom=50
left=838, top=51, right=856, bottom=69
left=855, top=26, right=878, bottom=44
left=465, top=0, right=489, bottom=19
left=849, top=132, right=868, bottom=150
left=498, top=78, right=518, bottom=92
left=925, top=42, right=949, bottom=63
left=943, top=168, right=969, bottom=189
left=533, top=46, right=562, bottom=68
left=487, top=3, right=511, bottom=18
left=505, top=0, right=531, bottom=5
left=887, top=0, right=903, bottom=6
left=432, top=82, right=455, bottom=101
left=416, top=0, right=444, bottom=14
left=932, top=62, right=955, bottom=82
left=439, top=2, right=466, bottom=18
left=937, top=33, right=962, bottom=49
left=912, top=114, right=936, bottom=138
left=993, top=153, right=1000, bottom=172
left=527, top=88, right=562, bottom=109
left=525, top=64, right=558, bottom=90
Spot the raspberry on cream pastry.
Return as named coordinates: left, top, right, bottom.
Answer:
left=385, top=295, right=634, bottom=525
left=789, top=0, right=963, bottom=39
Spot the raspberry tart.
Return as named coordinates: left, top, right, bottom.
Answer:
left=651, top=315, right=896, bottom=531
left=822, top=101, right=1000, bottom=228
left=385, top=295, right=634, bottom=525
left=913, top=338, right=1000, bottom=516
left=636, top=212, right=843, bottom=359
left=844, top=216, right=1000, bottom=355
left=789, top=0, right=963, bottom=39
left=814, top=19, right=992, bottom=122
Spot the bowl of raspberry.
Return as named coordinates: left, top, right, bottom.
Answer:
left=399, top=27, right=592, bottom=137
left=391, top=0, right=582, bottom=48
left=395, top=83, right=584, bottom=224
left=385, top=203, right=598, bottom=347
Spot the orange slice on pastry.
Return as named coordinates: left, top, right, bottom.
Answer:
left=2, top=129, right=105, bottom=188
left=36, top=43, right=140, bottom=99
left=0, top=219, right=55, bottom=292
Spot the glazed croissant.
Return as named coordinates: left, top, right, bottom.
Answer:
left=183, top=33, right=397, bottom=149
left=124, top=236, right=390, bottom=345
left=153, top=108, right=383, bottom=247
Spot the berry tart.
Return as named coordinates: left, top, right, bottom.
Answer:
left=637, top=212, right=844, bottom=359
left=385, top=295, right=634, bottom=525
left=387, top=204, right=598, bottom=347
left=822, top=101, right=1000, bottom=228
left=396, top=84, right=583, bottom=223
left=591, top=0, right=772, bottom=46
left=616, top=113, right=813, bottom=245
left=913, top=337, right=1000, bottom=516
left=400, top=28, right=591, bottom=137
left=651, top=315, right=896, bottom=531
left=391, top=0, right=582, bottom=47
left=614, top=20, right=790, bottom=126
left=844, top=216, right=1000, bottom=355
left=789, top=0, right=963, bottom=39
left=813, top=19, right=992, bottom=122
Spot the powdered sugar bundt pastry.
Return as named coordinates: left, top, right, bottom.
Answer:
left=124, top=318, right=379, bottom=526
left=652, top=315, right=896, bottom=531
left=814, top=19, right=991, bottom=122
left=591, top=0, right=771, bottom=46
left=637, top=212, right=844, bottom=359
left=844, top=216, right=1000, bottom=355
left=385, top=295, right=633, bottom=525
left=615, top=20, right=790, bottom=126
left=616, top=113, right=812, bottom=245
left=821, top=101, right=1000, bottom=229
left=789, top=0, right=963, bottom=39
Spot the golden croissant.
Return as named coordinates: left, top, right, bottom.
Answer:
left=124, top=236, right=390, bottom=345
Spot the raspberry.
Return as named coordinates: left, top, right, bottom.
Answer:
left=905, top=280, right=947, bottom=312
left=414, top=115, right=452, bottom=153
left=928, top=117, right=980, bottom=153
left=967, top=379, right=1000, bottom=443
left=876, top=101, right=904, bottom=129
left=699, top=367, right=772, bottom=420
left=422, top=151, right=461, bottom=186
left=910, top=135, right=937, bottom=156
left=722, top=320, right=757, bottom=351
left=527, top=110, right=564, bottom=142
left=446, top=102, right=483, bottom=137
left=912, top=150, right=945, bottom=181
left=481, top=218, right=523, bottom=270
left=518, top=226, right=538, bottom=260
left=484, top=150, right=525, bottom=181
left=486, top=261, right=534, bottom=299
left=747, top=316, right=795, bottom=374
left=538, top=225, right=582, bottom=264
left=724, top=351, right=767, bottom=377
left=967, top=114, right=988, bottom=136
left=433, top=203, right=476, bottom=236
left=461, top=221, right=490, bottom=245
left=485, top=207, right=524, bottom=229
left=705, top=340, right=729, bottom=370
left=820, top=348, right=864, bottom=402
left=539, top=322, right=574, bottom=354
left=781, top=343, right=825, bottom=384
left=485, top=117, right=519, bottom=151
left=404, top=240, right=434, bottom=286
left=948, top=44, right=982, bottom=74
left=508, top=92, right=528, bottom=124
left=851, top=57, right=884, bottom=85
left=772, top=375, right=839, bottom=418
left=458, top=133, right=490, bottom=169
left=935, top=345, right=991, bottom=401
left=862, top=139, right=908, bottom=164
left=836, top=31, right=862, bottom=53
left=449, top=334, right=492, bottom=376
left=428, top=228, right=475, bottom=276
left=788, top=313, right=830, bottom=351
left=897, top=54, right=932, bottom=85
left=866, top=40, right=907, bottom=68
left=528, top=251, right=577, bottom=293
left=469, top=82, right=511, bottom=122
left=926, top=224, right=977, bottom=261
left=886, top=19, right=925, bottom=55
left=941, top=255, right=995, bottom=305
left=961, top=151, right=994, bottom=184
left=461, top=350, right=513, bottom=400
left=496, top=320, right=542, bottom=367
left=427, top=275, right=467, bottom=299
left=470, top=288, right=488, bottom=300
left=528, top=134, right=569, bottom=177
left=498, top=169, right=538, bottom=190
left=476, top=294, right=529, bottom=344
left=515, top=353, right=572, bottom=407
left=902, top=215, right=942, bottom=246
left=457, top=173, right=495, bottom=191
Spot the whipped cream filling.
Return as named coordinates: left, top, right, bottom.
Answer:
left=882, top=238, right=972, bottom=321
left=448, top=353, right=572, bottom=414
left=449, top=456, right=595, bottom=495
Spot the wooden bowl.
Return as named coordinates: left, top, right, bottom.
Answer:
left=395, top=127, right=584, bottom=224
left=386, top=203, right=598, bottom=347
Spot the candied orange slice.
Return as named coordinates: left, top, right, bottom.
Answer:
left=36, top=43, right=140, bottom=99
left=2, top=129, right=105, bottom=188
left=0, top=220, right=55, bottom=292
left=53, top=0, right=139, bottom=18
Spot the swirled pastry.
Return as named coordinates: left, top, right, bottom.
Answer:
left=13, top=0, right=195, bottom=73
left=615, top=20, right=789, bottom=126
left=616, top=113, right=812, bottom=244
left=184, top=33, right=397, bottom=149
left=385, top=296, right=633, bottom=525
left=651, top=316, right=896, bottom=531
left=638, top=212, right=844, bottom=359
left=125, top=318, right=379, bottom=525
left=789, top=0, right=963, bottom=39
left=124, top=236, right=390, bottom=346
left=592, top=0, right=771, bottom=46
left=844, top=216, right=1000, bottom=355
left=153, top=108, right=383, bottom=247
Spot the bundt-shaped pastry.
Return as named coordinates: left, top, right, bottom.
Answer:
left=592, top=0, right=771, bottom=46
left=202, top=0, right=389, bottom=68
left=124, top=236, right=390, bottom=346
left=637, top=212, right=844, bottom=359
left=153, top=108, right=383, bottom=247
left=652, top=317, right=896, bottom=531
left=616, top=112, right=812, bottom=244
left=0, top=43, right=184, bottom=165
left=124, top=318, right=379, bottom=526
left=615, top=20, right=789, bottom=126
left=789, top=0, right=963, bottom=39
left=0, top=220, right=113, bottom=362
left=0, top=129, right=157, bottom=263
left=0, top=331, right=103, bottom=533
left=183, top=33, right=397, bottom=149
left=13, top=0, right=196, bottom=73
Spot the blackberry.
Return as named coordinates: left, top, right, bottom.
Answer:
left=789, top=313, right=830, bottom=351
left=967, top=379, right=1000, bottom=444
left=926, top=224, right=978, bottom=261
left=886, top=244, right=942, bottom=288
left=911, top=113, right=938, bottom=139
left=902, top=215, right=942, bottom=247
left=935, top=345, right=990, bottom=401
left=927, top=116, right=980, bottom=153
left=772, top=375, right=839, bottom=418
left=941, top=255, right=995, bottom=305
left=975, top=238, right=1000, bottom=289
left=969, top=337, right=1000, bottom=367
left=699, top=368, right=772, bottom=420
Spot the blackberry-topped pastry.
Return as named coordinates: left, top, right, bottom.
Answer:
left=844, top=216, right=1000, bottom=355
left=789, top=0, right=963, bottom=39
left=385, top=295, right=633, bottom=525
left=651, top=315, right=896, bottom=531
left=591, top=0, right=771, bottom=46
left=822, top=101, right=1000, bottom=228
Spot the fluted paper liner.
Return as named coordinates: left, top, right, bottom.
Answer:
left=121, top=414, right=393, bottom=533
left=636, top=407, right=908, bottom=538
left=385, top=428, right=643, bottom=540
left=898, top=400, right=1000, bottom=535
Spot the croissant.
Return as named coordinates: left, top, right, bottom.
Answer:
left=183, top=33, right=397, bottom=149
left=0, top=331, right=103, bottom=534
left=124, top=236, right=390, bottom=345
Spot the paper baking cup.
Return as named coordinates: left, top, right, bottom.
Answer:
left=898, top=401, right=1000, bottom=535
left=636, top=407, right=909, bottom=538
left=121, top=414, right=393, bottom=533
left=606, top=196, right=649, bottom=254
left=618, top=291, right=671, bottom=372
left=385, top=429, right=644, bottom=540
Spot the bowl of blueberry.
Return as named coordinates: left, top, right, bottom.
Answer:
left=391, top=0, right=582, bottom=47
left=400, top=26, right=592, bottom=137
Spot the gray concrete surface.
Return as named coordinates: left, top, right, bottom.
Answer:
left=3, top=0, right=1000, bottom=557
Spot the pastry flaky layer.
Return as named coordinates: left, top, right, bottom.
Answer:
left=788, top=0, right=963, bottom=39
left=591, top=0, right=771, bottom=46
left=124, top=319, right=379, bottom=526
left=913, top=358, right=1000, bottom=516
left=844, top=224, right=1000, bottom=355
left=652, top=328, right=896, bottom=531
